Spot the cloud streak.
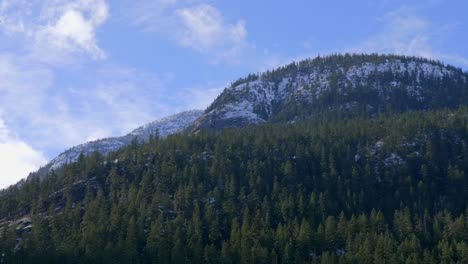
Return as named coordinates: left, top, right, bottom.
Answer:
left=175, top=4, right=247, bottom=57
left=0, top=54, right=180, bottom=156
left=0, top=50, right=190, bottom=172
left=0, top=0, right=109, bottom=61
left=128, top=1, right=248, bottom=61
left=350, top=7, right=468, bottom=68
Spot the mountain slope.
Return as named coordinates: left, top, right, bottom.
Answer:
left=37, top=110, right=203, bottom=177
left=1, top=54, right=468, bottom=263
left=1, top=108, right=467, bottom=263
left=35, top=54, right=468, bottom=177
left=193, top=54, right=468, bottom=130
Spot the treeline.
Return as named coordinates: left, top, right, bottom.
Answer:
left=229, top=53, right=461, bottom=87
left=0, top=108, right=467, bottom=263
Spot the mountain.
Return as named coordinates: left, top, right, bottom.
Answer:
left=194, top=54, right=467, bottom=130
left=37, top=54, right=468, bottom=177
left=1, top=54, right=468, bottom=263
left=35, top=110, right=203, bottom=177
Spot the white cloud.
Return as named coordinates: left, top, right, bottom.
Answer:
left=71, top=67, right=175, bottom=135
left=356, top=8, right=432, bottom=57
left=0, top=54, right=53, bottom=125
left=0, top=1, right=168, bottom=163
left=0, top=0, right=222, bottom=188
left=0, top=48, right=215, bottom=188
left=351, top=7, right=468, bottom=68
left=128, top=1, right=248, bottom=60
left=0, top=117, right=47, bottom=189
left=0, top=53, right=179, bottom=160
left=175, top=4, right=247, bottom=57
left=0, top=0, right=109, bottom=61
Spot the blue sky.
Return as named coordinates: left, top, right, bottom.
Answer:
left=0, top=0, right=467, bottom=188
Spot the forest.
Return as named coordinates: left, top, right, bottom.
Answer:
left=0, top=107, right=467, bottom=263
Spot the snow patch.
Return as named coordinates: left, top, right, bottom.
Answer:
left=45, top=110, right=203, bottom=174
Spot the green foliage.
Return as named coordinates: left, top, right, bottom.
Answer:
left=0, top=108, right=467, bottom=263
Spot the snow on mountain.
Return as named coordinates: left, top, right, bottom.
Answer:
left=193, top=55, right=467, bottom=131
left=40, top=110, right=203, bottom=176
left=33, top=54, right=468, bottom=179
left=48, top=137, right=130, bottom=171
left=129, top=110, right=204, bottom=139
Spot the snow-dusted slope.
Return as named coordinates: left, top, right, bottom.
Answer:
left=38, top=110, right=203, bottom=177
left=193, top=55, right=467, bottom=130
left=128, top=110, right=204, bottom=139
left=48, top=137, right=131, bottom=172
left=33, top=54, right=468, bottom=179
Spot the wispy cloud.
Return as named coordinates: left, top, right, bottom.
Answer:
left=0, top=50, right=181, bottom=163
left=175, top=4, right=247, bottom=58
left=350, top=7, right=468, bottom=68
left=0, top=0, right=225, bottom=188
left=63, top=66, right=178, bottom=138
left=175, top=85, right=225, bottom=111
left=355, top=8, right=432, bottom=56
left=0, top=0, right=109, bottom=61
left=128, top=1, right=248, bottom=61
left=0, top=1, right=218, bottom=176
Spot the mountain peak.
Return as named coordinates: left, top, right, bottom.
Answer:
left=194, top=54, right=467, bottom=131
left=31, top=54, right=468, bottom=179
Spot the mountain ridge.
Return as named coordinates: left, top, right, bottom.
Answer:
left=31, top=54, right=468, bottom=180
left=193, top=54, right=467, bottom=131
left=1, top=53, right=468, bottom=263
left=33, top=109, right=203, bottom=178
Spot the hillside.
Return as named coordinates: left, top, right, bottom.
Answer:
left=0, top=108, right=467, bottom=263
left=33, top=110, right=203, bottom=178
left=34, top=54, right=468, bottom=179
left=194, top=54, right=467, bottom=130
left=1, top=54, right=468, bottom=263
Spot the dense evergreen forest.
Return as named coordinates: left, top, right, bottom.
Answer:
left=1, top=108, right=467, bottom=263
